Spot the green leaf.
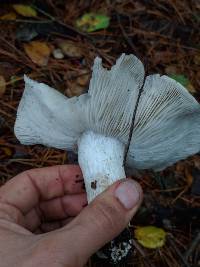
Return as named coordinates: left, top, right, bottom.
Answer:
left=134, top=226, right=166, bottom=249
left=169, top=74, right=196, bottom=93
left=76, top=13, right=110, bottom=32
left=169, top=74, right=190, bottom=87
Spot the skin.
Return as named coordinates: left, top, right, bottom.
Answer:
left=0, top=165, right=143, bottom=267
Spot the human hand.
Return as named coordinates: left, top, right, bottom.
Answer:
left=0, top=165, right=142, bottom=267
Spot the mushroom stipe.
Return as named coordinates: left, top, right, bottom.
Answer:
left=14, top=53, right=200, bottom=264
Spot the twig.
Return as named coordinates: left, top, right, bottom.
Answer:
left=132, top=239, right=156, bottom=267
left=0, top=109, right=13, bottom=119
left=167, top=234, right=191, bottom=267
left=32, top=5, right=90, bottom=40
left=0, top=100, right=16, bottom=111
left=0, top=37, right=38, bottom=71
left=184, top=232, right=200, bottom=261
left=116, top=13, right=139, bottom=56
left=0, top=19, right=52, bottom=24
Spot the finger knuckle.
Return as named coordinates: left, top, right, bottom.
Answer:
left=91, top=199, right=123, bottom=231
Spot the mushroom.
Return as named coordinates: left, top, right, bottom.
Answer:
left=14, top=54, right=200, bottom=263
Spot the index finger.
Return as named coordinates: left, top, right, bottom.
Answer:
left=0, top=165, right=84, bottom=214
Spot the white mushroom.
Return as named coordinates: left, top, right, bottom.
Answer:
left=14, top=53, right=200, bottom=204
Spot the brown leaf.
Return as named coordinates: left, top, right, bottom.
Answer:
left=185, top=167, right=193, bottom=187
left=0, top=75, right=6, bottom=97
left=24, top=41, right=51, bottom=66
left=187, top=82, right=196, bottom=94
left=77, top=70, right=90, bottom=86
left=66, top=83, right=86, bottom=97
left=57, top=40, right=83, bottom=58
left=165, top=66, right=178, bottom=75
left=66, top=69, right=89, bottom=97
left=0, top=12, right=17, bottom=20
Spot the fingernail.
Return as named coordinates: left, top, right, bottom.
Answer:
left=114, top=180, right=140, bottom=209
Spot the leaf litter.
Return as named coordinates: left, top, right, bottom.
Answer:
left=0, top=1, right=199, bottom=267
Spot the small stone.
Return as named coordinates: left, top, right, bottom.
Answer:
left=53, top=48, right=64, bottom=59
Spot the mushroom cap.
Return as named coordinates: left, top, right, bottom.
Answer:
left=14, top=75, right=87, bottom=150
left=14, top=54, right=200, bottom=171
left=127, top=74, right=200, bottom=170
left=15, top=53, right=144, bottom=147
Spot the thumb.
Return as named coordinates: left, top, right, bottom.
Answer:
left=64, top=178, right=143, bottom=263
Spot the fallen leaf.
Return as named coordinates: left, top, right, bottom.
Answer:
left=76, top=13, right=110, bottom=32
left=175, top=162, right=185, bottom=174
left=187, top=83, right=196, bottom=94
left=165, top=65, right=178, bottom=75
left=194, top=54, right=200, bottom=65
left=57, top=40, right=83, bottom=58
left=77, top=70, right=90, bottom=86
left=169, top=74, right=196, bottom=93
left=1, top=147, right=12, bottom=157
left=66, top=83, right=86, bottom=97
left=0, top=12, right=17, bottom=20
left=24, top=41, right=51, bottom=66
left=185, top=167, right=193, bottom=187
left=13, top=4, right=37, bottom=17
left=134, top=226, right=166, bottom=249
left=0, top=75, right=6, bottom=97
left=66, top=69, right=90, bottom=97
left=169, top=74, right=189, bottom=87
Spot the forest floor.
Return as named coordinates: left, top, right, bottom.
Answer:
left=0, top=1, right=199, bottom=266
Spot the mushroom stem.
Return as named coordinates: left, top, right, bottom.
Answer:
left=78, top=131, right=126, bottom=202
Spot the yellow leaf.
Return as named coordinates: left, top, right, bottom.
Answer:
left=0, top=75, right=6, bottom=97
left=76, top=13, right=110, bottom=32
left=134, top=226, right=166, bottom=249
left=1, top=147, right=12, bottom=157
left=0, top=12, right=17, bottom=20
left=24, top=41, right=51, bottom=66
left=13, top=4, right=37, bottom=17
left=187, top=82, right=196, bottom=94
